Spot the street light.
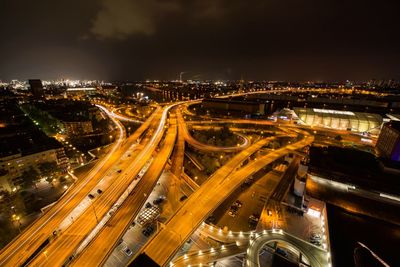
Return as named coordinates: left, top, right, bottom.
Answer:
left=12, top=214, right=21, bottom=233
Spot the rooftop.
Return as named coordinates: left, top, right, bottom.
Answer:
left=0, top=102, right=62, bottom=158
left=384, top=121, right=400, bottom=132
left=308, top=146, right=400, bottom=195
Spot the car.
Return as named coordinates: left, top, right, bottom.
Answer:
left=233, top=200, right=243, bottom=208
left=228, top=210, right=236, bottom=217
left=311, top=239, right=321, bottom=246
left=123, top=247, right=132, bottom=256
left=206, top=215, right=216, bottom=224
left=153, top=196, right=166, bottom=205
left=142, top=225, right=155, bottom=237
left=267, top=209, right=272, bottom=216
left=311, top=233, right=321, bottom=240
left=88, top=194, right=95, bottom=199
left=230, top=205, right=239, bottom=211
left=117, top=169, right=122, bottom=173
left=276, top=247, right=288, bottom=257
left=249, top=215, right=259, bottom=222
left=97, top=189, right=103, bottom=194
left=180, top=195, right=188, bottom=201
left=145, top=202, right=152, bottom=208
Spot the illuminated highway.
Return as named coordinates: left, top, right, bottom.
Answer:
left=177, top=107, right=250, bottom=152
left=245, top=230, right=329, bottom=267
left=27, top=106, right=173, bottom=266
left=0, top=90, right=341, bottom=267
left=71, top=112, right=178, bottom=266
left=171, top=224, right=329, bottom=267
left=133, top=128, right=314, bottom=266
left=0, top=104, right=133, bottom=267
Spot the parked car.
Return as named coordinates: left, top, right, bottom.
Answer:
left=311, top=239, right=321, bottom=246
left=142, top=224, right=155, bottom=237
left=124, top=247, right=132, bottom=256
left=311, top=233, right=322, bottom=240
left=228, top=210, right=236, bottom=217
left=153, top=195, right=166, bottom=205
left=230, top=205, right=239, bottom=212
left=234, top=200, right=243, bottom=208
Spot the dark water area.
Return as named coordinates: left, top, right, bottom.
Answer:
left=327, top=204, right=400, bottom=266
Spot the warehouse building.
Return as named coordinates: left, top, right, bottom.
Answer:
left=293, top=108, right=382, bottom=134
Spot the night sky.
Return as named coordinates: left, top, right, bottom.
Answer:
left=0, top=0, right=399, bottom=81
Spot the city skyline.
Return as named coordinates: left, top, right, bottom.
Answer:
left=0, top=1, right=399, bottom=266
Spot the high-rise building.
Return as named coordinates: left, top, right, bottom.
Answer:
left=376, top=121, right=400, bottom=162
left=29, top=79, right=44, bottom=98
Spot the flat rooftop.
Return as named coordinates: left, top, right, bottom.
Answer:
left=384, top=121, right=400, bottom=132
left=0, top=102, right=62, bottom=158
left=308, top=146, right=400, bottom=195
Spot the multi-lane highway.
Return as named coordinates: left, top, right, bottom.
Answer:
left=1, top=90, right=336, bottom=267
left=133, top=128, right=314, bottom=266
left=177, top=107, right=251, bottom=152
left=0, top=103, right=162, bottom=266
left=0, top=104, right=134, bottom=267
left=245, top=230, right=329, bottom=267
left=171, top=224, right=329, bottom=267
left=71, top=112, right=178, bottom=266
left=26, top=105, right=175, bottom=266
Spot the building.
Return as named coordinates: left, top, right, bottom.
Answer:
left=308, top=146, right=399, bottom=195
left=376, top=121, right=400, bottom=162
left=0, top=101, right=69, bottom=192
left=63, top=121, right=93, bottom=135
left=29, top=79, right=44, bottom=98
left=0, top=147, right=68, bottom=192
left=202, top=98, right=265, bottom=115
left=294, top=108, right=383, bottom=134
left=65, top=87, right=97, bottom=97
left=33, top=100, right=102, bottom=136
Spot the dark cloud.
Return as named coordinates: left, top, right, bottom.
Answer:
left=0, top=0, right=399, bottom=81
left=90, top=0, right=181, bottom=39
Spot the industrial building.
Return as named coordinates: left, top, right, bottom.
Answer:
left=293, top=108, right=383, bottom=133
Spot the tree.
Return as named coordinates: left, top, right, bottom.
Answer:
left=20, top=167, right=40, bottom=189
left=38, top=162, right=58, bottom=178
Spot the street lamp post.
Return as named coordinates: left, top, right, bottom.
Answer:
left=12, top=214, right=21, bottom=233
